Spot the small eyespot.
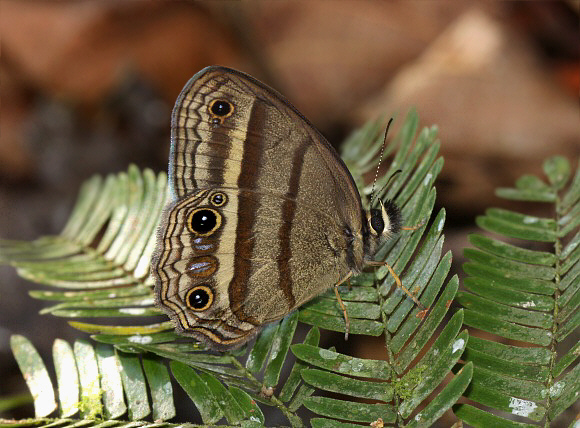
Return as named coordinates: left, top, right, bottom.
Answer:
left=187, top=208, right=221, bottom=235
left=209, top=99, right=233, bottom=117
left=186, top=256, right=218, bottom=278
left=185, top=285, right=213, bottom=311
left=210, top=192, right=227, bottom=207
left=192, top=237, right=215, bottom=254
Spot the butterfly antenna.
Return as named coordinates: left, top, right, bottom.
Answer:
left=369, top=118, right=393, bottom=208
left=372, top=169, right=403, bottom=207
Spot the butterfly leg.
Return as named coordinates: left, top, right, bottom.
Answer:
left=401, top=219, right=426, bottom=231
left=334, top=271, right=353, bottom=340
left=367, top=261, right=429, bottom=319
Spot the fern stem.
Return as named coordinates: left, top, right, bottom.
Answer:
left=229, top=357, right=303, bottom=427
left=545, top=191, right=563, bottom=428
left=377, top=273, right=403, bottom=426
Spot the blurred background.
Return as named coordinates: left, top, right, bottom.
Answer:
left=0, top=0, right=578, bottom=424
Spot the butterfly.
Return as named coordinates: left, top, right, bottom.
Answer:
left=152, top=66, right=424, bottom=350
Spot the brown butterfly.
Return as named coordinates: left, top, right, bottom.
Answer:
left=152, top=66, right=423, bottom=350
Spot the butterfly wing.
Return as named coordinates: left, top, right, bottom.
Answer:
left=155, top=66, right=366, bottom=349
left=154, top=187, right=350, bottom=350
left=169, top=66, right=362, bottom=224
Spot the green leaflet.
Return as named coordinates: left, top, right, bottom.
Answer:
left=10, top=335, right=57, bottom=418
left=458, top=155, right=579, bottom=427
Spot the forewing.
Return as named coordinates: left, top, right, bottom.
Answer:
left=169, top=66, right=363, bottom=230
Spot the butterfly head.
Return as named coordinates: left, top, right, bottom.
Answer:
left=367, top=199, right=401, bottom=241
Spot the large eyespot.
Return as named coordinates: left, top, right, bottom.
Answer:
left=210, top=192, right=227, bottom=207
left=187, top=208, right=221, bottom=236
left=370, top=209, right=384, bottom=235
left=209, top=99, right=233, bottom=118
left=185, top=285, right=213, bottom=311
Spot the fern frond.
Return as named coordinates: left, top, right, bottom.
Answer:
left=455, top=156, right=579, bottom=427
left=8, top=335, right=175, bottom=422
left=285, top=111, right=469, bottom=427
left=1, top=111, right=467, bottom=427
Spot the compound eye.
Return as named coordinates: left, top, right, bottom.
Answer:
left=187, top=208, right=221, bottom=236
left=370, top=209, right=384, bottom=235
left=185, top=285, right=213, bottom=311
